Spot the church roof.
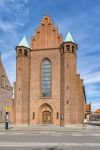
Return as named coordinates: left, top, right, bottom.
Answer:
left=95, top=108, right=100, bottom=113
left=64, top=32, right=75, bottom=43
left=18, top=36, right=30, bottom=48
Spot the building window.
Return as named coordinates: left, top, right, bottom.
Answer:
left=72, top=46, right=74, bottom=53
left=19, top=49, right=22, bottom=56
left=42, top=59, right=51, bottom=97
left=1, top=76, right=6, bottom=88
left=57, top=112, right=59, bottom=119
left=6, top=86, right=10, bottom=90
left=66, top=86, right=69, bottom=89
left=33, top=112, right=35, bottom=119
left=24, top=49, right=28, bottom=56
left=66, top=100, right=69, bottom=104
left=66, top=45, right=70, bottom=52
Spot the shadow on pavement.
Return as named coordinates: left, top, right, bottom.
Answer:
left=86, top=122, right=100, bottom=126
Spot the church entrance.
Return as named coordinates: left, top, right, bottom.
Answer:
left=39, top=103, right=53, bottom=124
left=42, top=111, right=51, bottom=124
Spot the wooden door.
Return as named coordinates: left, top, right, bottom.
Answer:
left=42, top=111, right=51, bottom=124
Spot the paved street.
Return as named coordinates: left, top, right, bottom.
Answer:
left=0, top=128, right=100, bottom=150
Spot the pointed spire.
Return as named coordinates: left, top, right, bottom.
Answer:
left=18, top=36, right=30, bottom=48
left=64, top=32, right=75, bottom=43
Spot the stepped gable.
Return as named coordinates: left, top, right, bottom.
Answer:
left=31, top=16, right=63, bottom=50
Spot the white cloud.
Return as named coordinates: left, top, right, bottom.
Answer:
left=83, top=71, right=100, bottom=84
left=2, top=50, right=15, bottom=61
left=0, top=19, right=15, bottom=33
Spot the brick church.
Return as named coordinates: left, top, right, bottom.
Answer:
left=12, top=16, right=85, bottom=125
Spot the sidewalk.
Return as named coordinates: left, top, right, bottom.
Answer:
left=0, top=123, right=100, bottom=132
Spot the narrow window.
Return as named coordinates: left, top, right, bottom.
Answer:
left=72, top=46, right=74, bottom=53
left=66, top=45, right=70, bottom=52
left=1, top=76, right=6, bottom=88
left=19, top=49, right=22, bottom=55
left=57, top=112, right=59, bottom=119
left=66, top=100, right=69, bottom=104
left=42, top=59, right=51, bottom=97
left=33, top=112, right=35, bottom=119
left=24, top=50, right=28, bottom=56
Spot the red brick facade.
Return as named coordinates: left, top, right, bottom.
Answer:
left=13, top=16, right=85, bottom=125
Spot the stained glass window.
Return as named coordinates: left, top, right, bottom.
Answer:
left=42, top=59, right=51, bottom=97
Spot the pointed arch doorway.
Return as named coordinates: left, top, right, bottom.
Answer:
left=39, top=103, right=53, bottom=124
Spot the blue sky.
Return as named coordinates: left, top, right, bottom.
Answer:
left=0, top=0, right=100, bottom=111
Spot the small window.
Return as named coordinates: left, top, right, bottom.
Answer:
left=6, top=86, right=10, bottom=90
left=1, top=76, right=6, bottom=88
left=33, top=112, right=35, bottom=119
left=57, top=112, right=59, bottom=119
left=66, top=45, right=70, bottom=52
left=24, top=50, right=28, bottom=56
left=66, top=100, right=69, bottom=104
left=72, top=46, right=74, bottom=53
left=19, top=49, right=22, bottom=55
left=33, top=38, right=35, bottom=41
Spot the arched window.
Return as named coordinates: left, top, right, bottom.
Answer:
left=42, top=59, right=51, bottom=97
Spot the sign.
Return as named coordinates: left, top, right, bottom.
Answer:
left=6, top=106, right=8, bottom=112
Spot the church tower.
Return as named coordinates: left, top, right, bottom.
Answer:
left=60, top=32, right=84, bottom=125
left=15, top=36, right=30, bottom=124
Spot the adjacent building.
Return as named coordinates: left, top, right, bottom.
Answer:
left=0, top=53, right=12, bottom=122
left=91, top=108, right=100, bottom=121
